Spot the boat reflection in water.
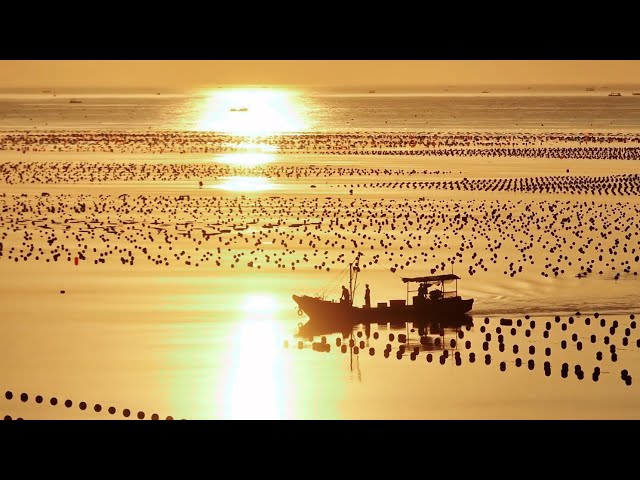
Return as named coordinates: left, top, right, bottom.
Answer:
left=296, top=311, right=473, bottom=343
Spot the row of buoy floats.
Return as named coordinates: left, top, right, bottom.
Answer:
left=2, top=389, right=178, bottom=420
left=287, top=313, right=637, bottom=386
left=1, top=131, right=638, bottom=155
left=1, top=194, right=638, bottom=281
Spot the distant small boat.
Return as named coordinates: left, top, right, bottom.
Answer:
left=42, top=90, right=52, bottom=94
left=69, top=99, right=82, bottom=104
left=586, top=87, right=595, bottom=92
left=481, top=90, right=490, bottom=94
left=368, top=90, right=376, bottom=94
left=632, top=92, right=640, bottom=96
left=229, top=107, right=248, bottom=112
left=608, top=92, right=622, bottom=97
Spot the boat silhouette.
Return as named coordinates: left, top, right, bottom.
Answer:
left=293, top=256, right=474, bottom=338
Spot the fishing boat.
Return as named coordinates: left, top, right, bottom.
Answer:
left=293, top=256, right=474, bottom=338
left=608, top=92, right=622, bottom=97
left=69, top=99, right=83, bottom=104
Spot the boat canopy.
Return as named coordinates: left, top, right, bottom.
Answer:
left=402, top=274, right=460, bottom=283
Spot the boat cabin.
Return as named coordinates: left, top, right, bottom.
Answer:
left=402, top=274, right=461, bottom=306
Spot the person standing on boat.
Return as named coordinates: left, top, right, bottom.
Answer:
left=364, top=284, right=371, bottom=308
left=341, top=285, right=351, bottom=305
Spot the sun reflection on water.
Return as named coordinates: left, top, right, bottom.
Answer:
left=214, top=176, right=277, bottom=192
left=216, top=152, right=276, bottom=167
left=197, top=88, right=308, bottom=136
left=225, top=294, right=291, bottom=419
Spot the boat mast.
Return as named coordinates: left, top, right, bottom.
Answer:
left=349, top=261, right=353, bottom=306
left=349, top=255, right=359, bottom=306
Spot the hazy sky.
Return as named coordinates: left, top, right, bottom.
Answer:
left=1, top=60, right=638, bottom=89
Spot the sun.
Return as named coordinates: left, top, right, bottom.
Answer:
left=197, top=88, right=307, bottom=136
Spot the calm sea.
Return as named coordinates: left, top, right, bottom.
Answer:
left=1, top=88, right=639, bottom=132
left=1, top=87, right=640, bottom=420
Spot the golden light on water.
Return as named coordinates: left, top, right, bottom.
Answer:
left=215, top=176, right=277, bottom=192
left=225, top=294, right=290, bottom=419
left=216, top=152, right=276, bottom=167
left=197, top=88, right=307, bottom=135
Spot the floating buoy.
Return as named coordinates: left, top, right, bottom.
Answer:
left=74, top=256, right=79, bottom=266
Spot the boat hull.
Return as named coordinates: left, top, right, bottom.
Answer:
left=293, top=294, right=473, bottom=337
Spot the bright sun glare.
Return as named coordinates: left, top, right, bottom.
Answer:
left=242, top=294, right=279, bottom=315
left=216, top=152, right=275, bottom=167
left=214, top=176, right=276, bottom=192
left=197, top=88, right=307, bottom=136
left=226, top=293, right=290, bottom=419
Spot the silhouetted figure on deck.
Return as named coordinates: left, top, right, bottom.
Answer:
left=341, top=285, right=351, bottom=305
left=416, top=283, right=428, bottom=305
left=364, top=284, right=371, bottom=308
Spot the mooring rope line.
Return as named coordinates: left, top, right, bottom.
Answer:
left=2, top=389, right=182, bottom=420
